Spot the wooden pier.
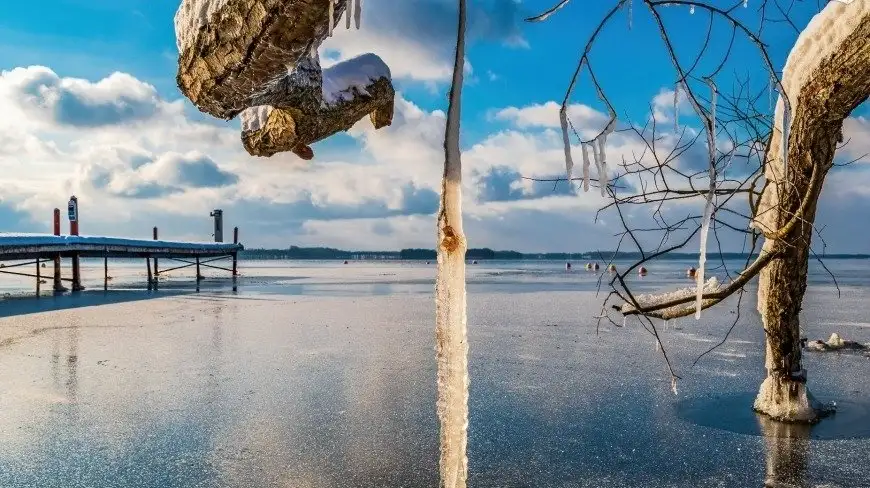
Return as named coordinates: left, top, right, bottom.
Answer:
left=0, top=201, right=243, bottom=294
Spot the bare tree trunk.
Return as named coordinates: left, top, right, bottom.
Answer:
left=436, top=1, right=468, bottom=487
left=753, top=4, right=870, bottom=422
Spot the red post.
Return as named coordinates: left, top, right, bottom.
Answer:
left=52, top=209, right=65, bottom=292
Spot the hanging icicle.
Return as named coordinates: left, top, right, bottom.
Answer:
left=782, top=96, right=791, bottom=181
left=673, top=83, right=679, bottom=132
left=628, top=0, right=633, bottom=29
left=327, top=0, right=335, bottom=36
left=354, top=0, right=362, bottom=29
left=769, top=73, right=774, bottom=112
left=695, top=79, right=718, bottom=320
left=689, top=4, right=695, bottom=14
left=597, top=135, right=608, bottom=197
left=581, top=142, right=591, bottom=192
left=346, top=0, right=353, bottom=29
left=743, top=0, right=748, bottom=7
left=559, top=106, right=576, bottom=191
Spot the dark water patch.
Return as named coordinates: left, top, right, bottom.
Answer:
left=676, top=392, right=870, bottom=440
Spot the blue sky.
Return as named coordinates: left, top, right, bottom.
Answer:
left=0, top=0, right=867, bottom=252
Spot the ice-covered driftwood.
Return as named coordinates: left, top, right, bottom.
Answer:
left=175, top=0, right=394, bottom=158
left=621, top=277, right=721, bottom=321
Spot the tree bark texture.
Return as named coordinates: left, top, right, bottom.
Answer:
left=753, top=4, right=870, bottom=421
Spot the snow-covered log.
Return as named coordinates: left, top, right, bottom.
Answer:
left=175, top=0, right=388, bottom=159
left=621, top=277, right=721, bottom=320
left=240, top=53, right=394, bottom=158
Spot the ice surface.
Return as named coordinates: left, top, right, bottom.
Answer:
left=321, top=53, right=391, bottom=106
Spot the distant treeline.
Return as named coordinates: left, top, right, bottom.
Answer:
left=237, top=246, right=870, bottom=261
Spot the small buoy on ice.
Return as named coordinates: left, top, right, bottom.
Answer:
left=343, top=260, right=348, bottom=264
left=593, top=263, right=600, bottom=270
left=566, top=262, right=572, bottom=270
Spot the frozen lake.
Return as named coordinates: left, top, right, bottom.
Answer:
left=0, top=258, right=868, bottom=487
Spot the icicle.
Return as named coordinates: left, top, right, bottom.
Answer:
left=346, top=0, right=353, bottom=29
left=354, top=0, right=362, bottom=29
left=590, top=137, right=601, bottom=194
left=769, top=73, right=774, bottom=112
left=671, top=377, right=679, bottom=396
left=695, top=80, right=718, bottom=320
left=559, top=107, right=575, bottom=191
left=743, top=0, right=748, bottom=7
left=628, top=0, right=633, bottom=29
left=328, top=0, right=335, bottom=36
left=581, top=142, right=591, bottom=192
left=689, top=4, right=695, bottom=14
left=673, top=83, right=679, bottom=132
left=782, top=97, right=791, bottom=181
left=622, top=316, right=627, bottom=327
left=597, top=136, right=608, bottom=196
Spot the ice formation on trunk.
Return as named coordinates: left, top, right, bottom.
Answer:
left=436, top=1, right=469, bottom=486
left=621, top=277, right=721, bottom=318
left=695, top=80, right=718, bottom=320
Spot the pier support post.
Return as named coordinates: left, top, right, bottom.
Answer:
left=69, top=196, right=84, bottom=292
left=71, top=255, right=83, bottom=292
left=52, top=209, right=66, bottom=292
left=232, top=227, right=239, bottom=277
left=36, top=259, right=40, bottom=296
left=153, top=227, right=159, bottom=279
left=104, top=255, right=108, bottom=291
left=147, top=257, right=153, bottom=290
left=196, top=256, right=202, bottom=281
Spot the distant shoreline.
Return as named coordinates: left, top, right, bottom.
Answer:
left=238, top=247, right=870, bottom=261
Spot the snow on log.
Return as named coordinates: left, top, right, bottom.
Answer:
left=621, top=277, right=721, bottom=319
left=240, top=53, right=394, bottom=158
left=175, top=0, right=389, bottom=159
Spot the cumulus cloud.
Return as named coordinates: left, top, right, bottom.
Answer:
left=492, top=101, right=608, bottom=135
left=0, top=66, right=178, bottom=128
